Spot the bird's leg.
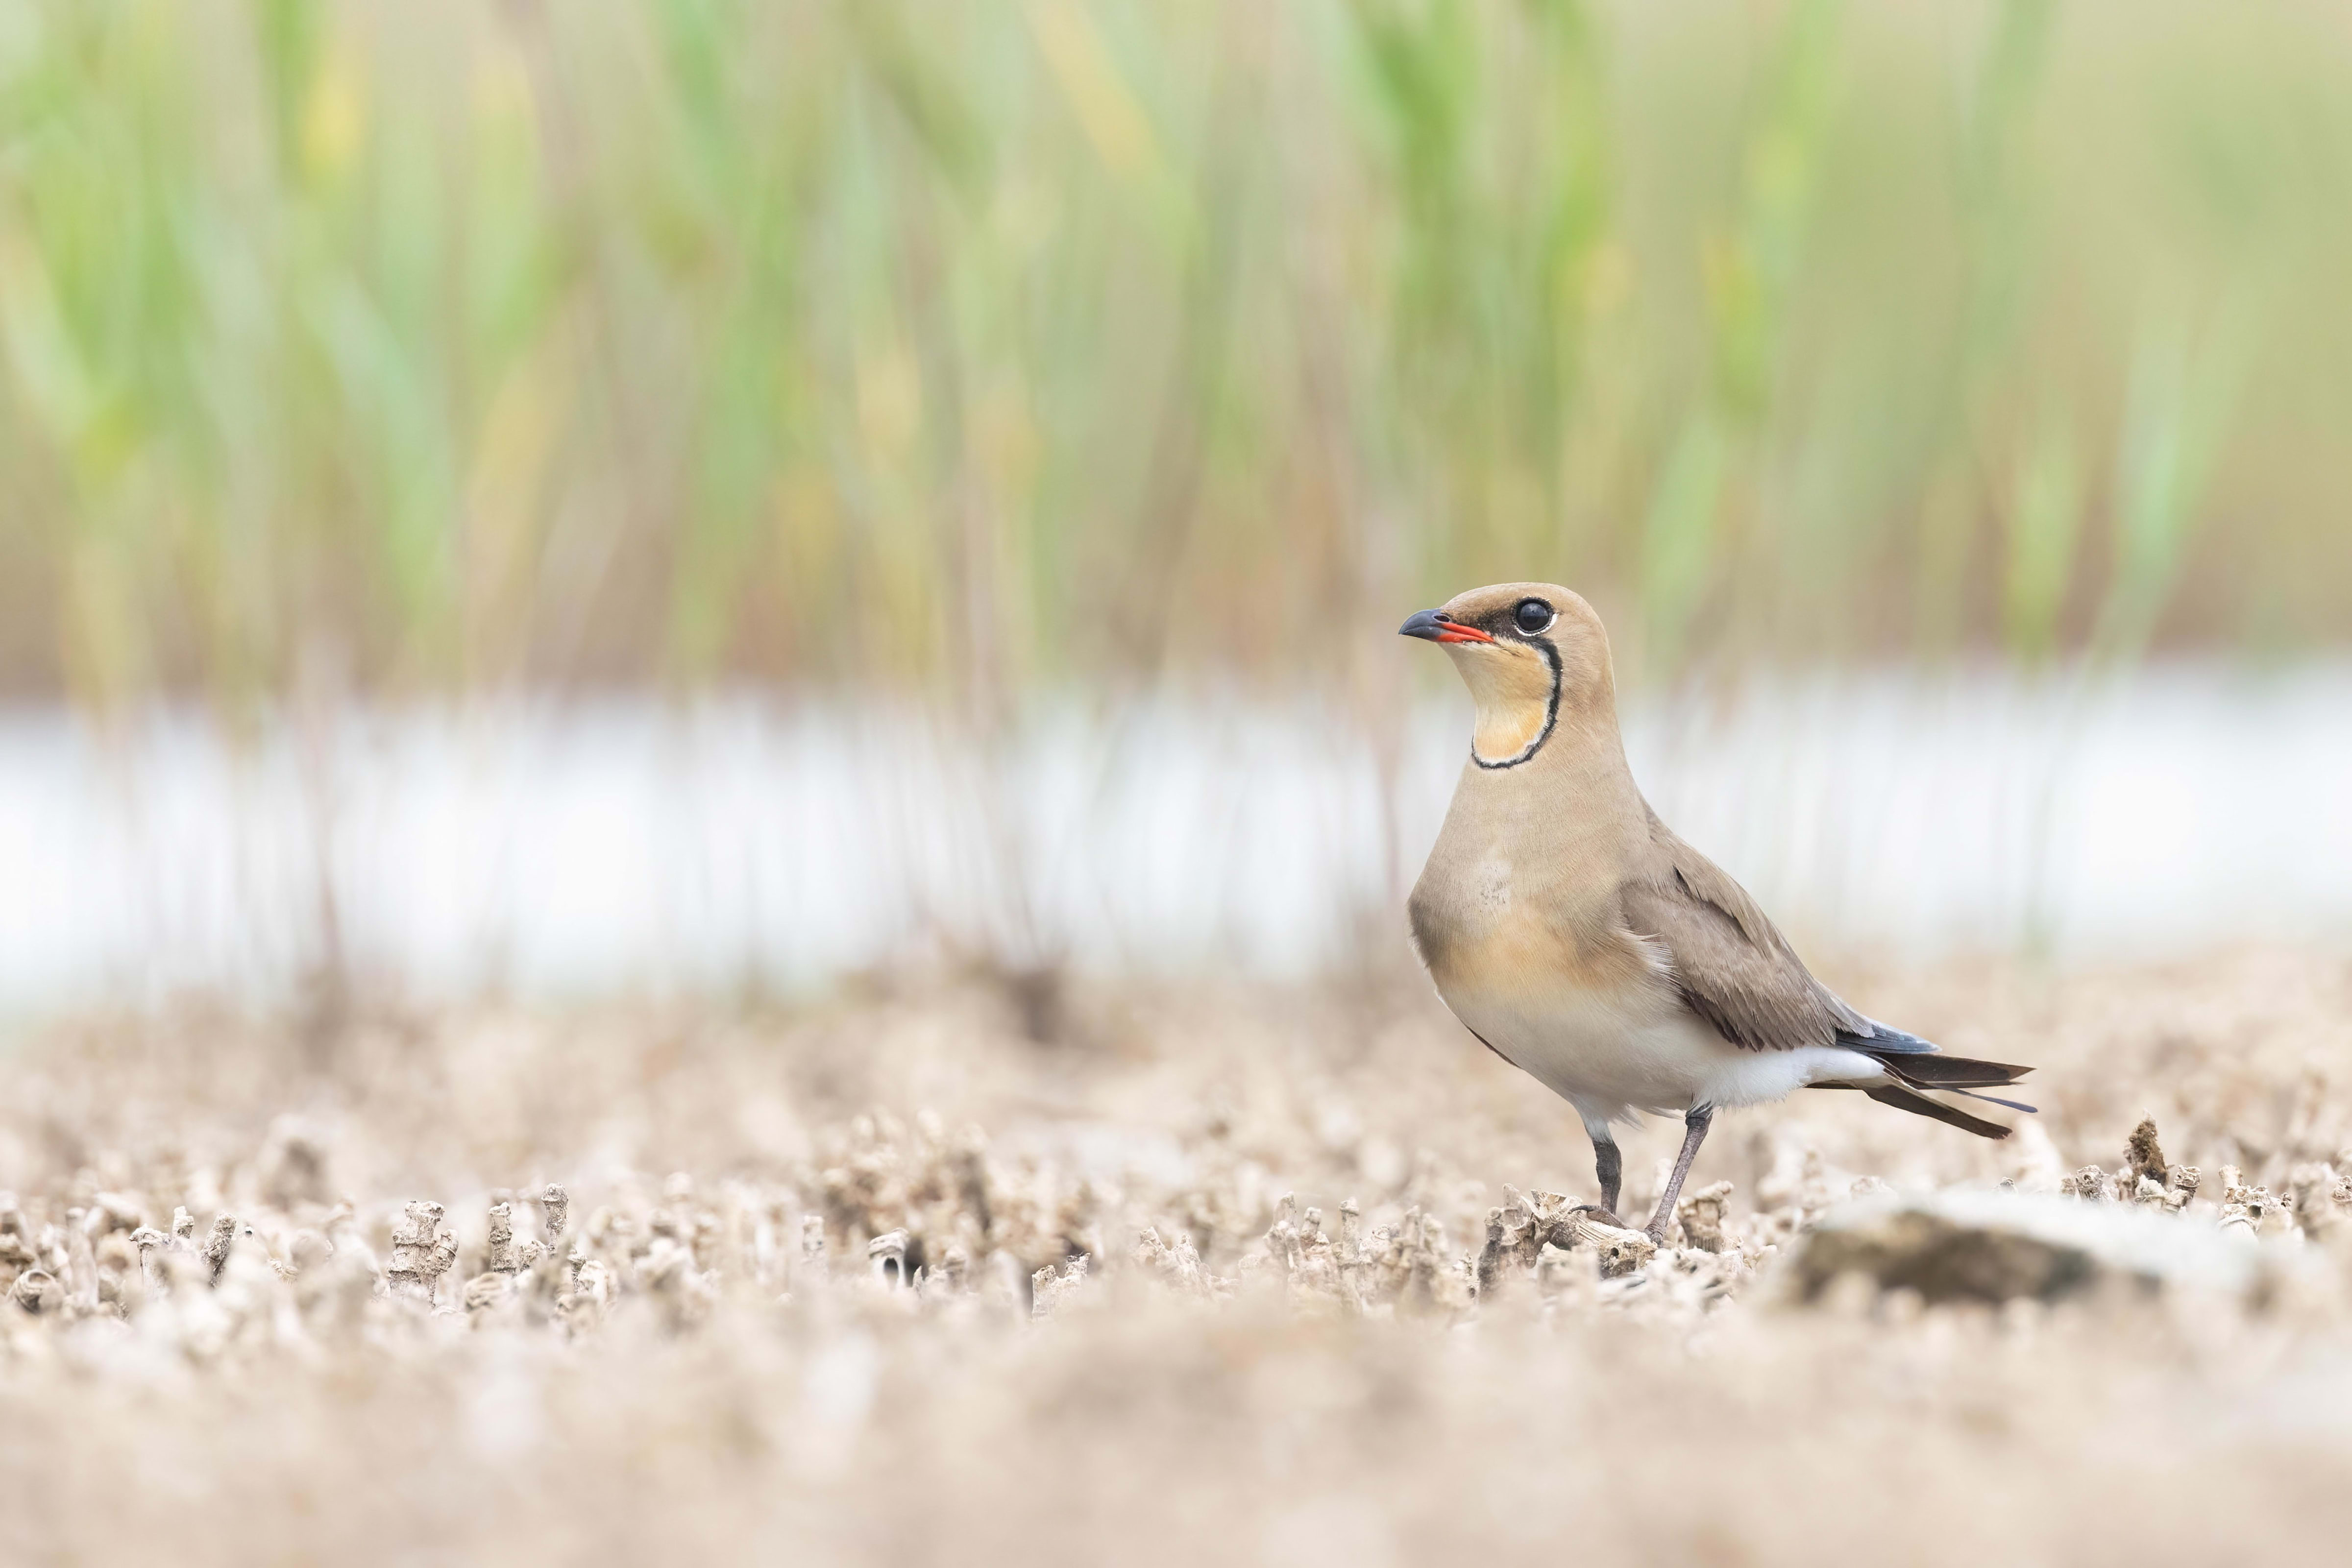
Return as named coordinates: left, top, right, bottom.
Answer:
left=1592, top=1136, right=1623, bottom=1221
left=1643, top=1105, right=1714, bottom=1244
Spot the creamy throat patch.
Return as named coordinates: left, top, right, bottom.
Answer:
left=1448, top=641, right=1560, bottom=768
left=1474, top=704, right=1547, bottom=764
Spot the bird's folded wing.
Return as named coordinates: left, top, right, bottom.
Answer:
left=1620, top=818, right=1869, bottom=1053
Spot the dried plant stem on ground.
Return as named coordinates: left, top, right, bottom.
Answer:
left=1, top=949, right=2351, bottom=1564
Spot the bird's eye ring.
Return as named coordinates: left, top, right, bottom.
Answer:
left=1513, top=598, right=1555, bottom=635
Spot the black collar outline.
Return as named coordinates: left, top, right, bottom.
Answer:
left=1469, top=637, right=1561, bottom=770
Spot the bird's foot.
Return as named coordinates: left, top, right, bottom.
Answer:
left=1567, top=1203, right=1632, bottom=1231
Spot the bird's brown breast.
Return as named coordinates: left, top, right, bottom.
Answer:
left=1409, top=810, right=1667, bottom=1021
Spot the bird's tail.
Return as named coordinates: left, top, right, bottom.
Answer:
left=1861, top=1083, right=2013, bottom=1140
left=1830, top=1037, right=2038, bottom=1140
left=1864, top=1049, right=2034, bottom=1090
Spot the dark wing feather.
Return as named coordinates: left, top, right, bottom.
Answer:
left=1619, top=814, right=1869, bottom=1053
left=1842, top=1019, right=1937, bottom=1054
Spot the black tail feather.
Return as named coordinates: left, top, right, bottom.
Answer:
left=1863, top=1084, right=2013, bottom=1140
left=1865, top=1050, right=2034, bottom=1091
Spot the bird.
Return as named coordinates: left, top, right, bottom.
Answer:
left=1399, top=582, right=2034, bottom=1243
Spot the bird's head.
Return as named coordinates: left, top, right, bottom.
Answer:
left=1399, top=582, right=1614, bottom=769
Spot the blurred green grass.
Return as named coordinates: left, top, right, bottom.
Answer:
left=0, top=0, right=2346, bottom=711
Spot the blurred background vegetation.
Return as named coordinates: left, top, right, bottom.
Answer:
left=0, top=0, right=2347, bottom=718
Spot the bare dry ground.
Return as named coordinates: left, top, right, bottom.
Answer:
left=3, top=948, right=2351, bottom=1566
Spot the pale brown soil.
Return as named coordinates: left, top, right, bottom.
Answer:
left=2, top=948, right=2349, bottom=1566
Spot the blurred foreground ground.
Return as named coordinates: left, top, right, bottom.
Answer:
left=3, top=947, right=2352, bottom=1564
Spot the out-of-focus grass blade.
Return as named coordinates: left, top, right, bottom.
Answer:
left=2002, top=422, right=2081, bottom=666
left=2097, top=288, right=2258, bottom=664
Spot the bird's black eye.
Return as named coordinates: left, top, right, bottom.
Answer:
left=1513, top=598, right=1554, bottom=635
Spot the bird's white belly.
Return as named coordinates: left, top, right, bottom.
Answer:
left=1442, top=978, right=1886, bottom=1134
